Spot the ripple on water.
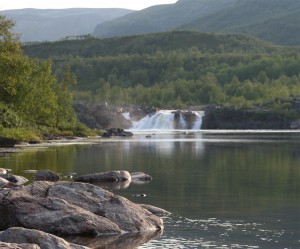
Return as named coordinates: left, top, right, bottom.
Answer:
left=138, top=214, right=299, bottom=249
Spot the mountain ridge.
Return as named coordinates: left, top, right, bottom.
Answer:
left=93, top=0, right=236, bottom=38
left=23, top=30, right=292, bottom=60
left=1, top=8, right=135, bottom=42
left=93, top=0, right=300, bottom=46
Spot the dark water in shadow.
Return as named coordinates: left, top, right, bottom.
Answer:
left=0, top=131, right=299, bottom=248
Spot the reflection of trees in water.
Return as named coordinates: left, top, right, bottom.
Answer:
left=0, top=146, right=77, bottom=179
left=165, top=141, right=300, bottom=216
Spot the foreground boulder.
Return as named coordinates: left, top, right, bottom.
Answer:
left=0, top=227, right=88, bottom=249
left=0, top=181, right=164, bottom=236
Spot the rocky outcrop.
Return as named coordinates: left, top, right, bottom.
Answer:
left=201, top=97, right=300, bottom=129
left=173, top=111, right=198, bottom=129
left=73, top=103, right=157, bottom=129
left=290, top=119, right=300, bottom=129
left=0, top=227, right=88, bottom=249
left=73, top=103, right=132, bottom=129
left=0, top=181, right=164, bottom=236
left=102, top=128, right=133, bottom=137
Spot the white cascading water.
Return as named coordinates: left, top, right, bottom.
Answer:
left=124, top=110, right=204, bottom=130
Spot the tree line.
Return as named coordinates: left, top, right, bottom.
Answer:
left=54, top=49, right=300, bottom=109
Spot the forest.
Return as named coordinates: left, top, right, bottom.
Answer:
left=23, top=31, right=300, bottom=110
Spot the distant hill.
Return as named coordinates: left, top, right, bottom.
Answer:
left=93, top=0, right=236, bottom=38
left=93, top=0, right=300, bottom=46
left=22, top=30, right=288, bottom=59
left=1, top=8, right=135, bottom=42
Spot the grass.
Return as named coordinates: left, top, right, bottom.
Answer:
left=0, top=123, right=102, bottom=142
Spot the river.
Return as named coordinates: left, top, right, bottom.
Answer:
left=0, top=130, right=299, bottom=248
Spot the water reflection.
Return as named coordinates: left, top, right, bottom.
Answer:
left=66, top=230, right=162, bottom=249
left=121, top=132, right=205, bottom=156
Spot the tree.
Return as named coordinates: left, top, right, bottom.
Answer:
left=54, top=65, right=77, bottom=128
left=13, top=60, right=58, bottom=127
left=0, top=16, right=32, bottom=101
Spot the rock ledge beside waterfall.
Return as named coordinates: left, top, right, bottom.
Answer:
left=73, top=103, right=204, bottom=130
left=73, top=102, right=300, bottom=130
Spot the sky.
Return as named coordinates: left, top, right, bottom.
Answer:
left=0, top=0, right=178, bottom=11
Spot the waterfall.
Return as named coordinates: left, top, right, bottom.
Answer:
left=192, top=112, right=203, bottom=130
left=126, top=110, right=204, bottom=130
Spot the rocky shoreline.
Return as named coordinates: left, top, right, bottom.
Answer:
left=0, top=170, right=169, bottom=248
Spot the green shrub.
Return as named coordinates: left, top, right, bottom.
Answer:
left=0, top=103, right=24, bottom=128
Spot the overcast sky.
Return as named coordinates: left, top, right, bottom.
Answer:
left=0, top=0, right=178, bottom=11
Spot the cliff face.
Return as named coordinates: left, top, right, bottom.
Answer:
left=201, top=107, right=292, bottom=129
left=201, top=97, right=300, bottom=129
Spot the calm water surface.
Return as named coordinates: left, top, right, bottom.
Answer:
left=0, top=131, right=299, bottom=248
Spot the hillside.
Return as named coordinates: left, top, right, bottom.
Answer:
left=93, top=0, right=236, bottom=38
left=1, top=8, right=135, bottom=42
left=181, top=0, right=300, bottom=46
left=22, top=31, right=300, bottom=110
left=22, top=30, right=286, bottom=59
left=92, top=0, right=300, bottom=46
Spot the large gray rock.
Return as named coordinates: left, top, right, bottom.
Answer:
left=0, top=174, right=28, bottom=186
left=130, top=172, right=152, bottom=183
left=0, top=177, right=18, bottom=189
left=74, top=170, right=131, bottom=183
left=0, top=168, right=7, bottom=175
left=33, top=170, right=61, bottom=181
left=0, top=181, right=163, bottom=236
left=0, top=227, right=88, bottom=249
left=47, top=181, right=162, bottom=233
